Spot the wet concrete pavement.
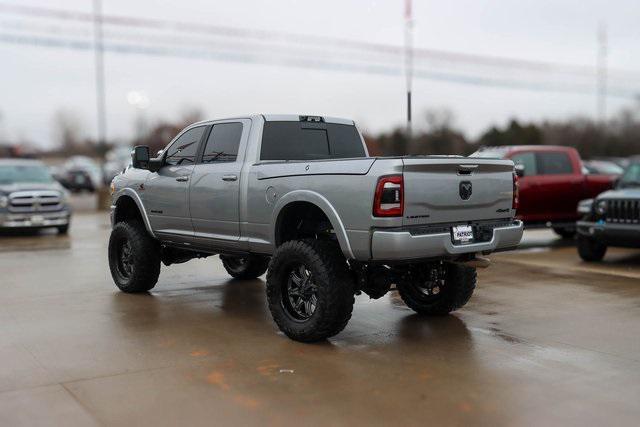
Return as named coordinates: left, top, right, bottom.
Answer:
left=1, top=213, right=640, bottom=426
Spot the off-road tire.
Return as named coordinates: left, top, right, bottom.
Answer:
left=577, top=235, right=607, bottom=262
left=57, top=224, right=69, bottom=235
left=220, top=255, right=269, bottom=279
left=553, top=227, right=576, bottom=239
left=108, top=220, right=161, bottom=293
left=397, top=263, right=477, bottom=315
left=266, top=239, right=355, bottom=342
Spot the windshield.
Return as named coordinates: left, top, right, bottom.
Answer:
left=618, top=163, right=640, bottom=188
left=0, top=164, right=54, bottom=185
left=469, top=148, right=508, bottom=159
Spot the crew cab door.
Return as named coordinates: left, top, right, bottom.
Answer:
left=189, top=120, right=248, bottom=248
left=533, top=150, right=582, bottom=221
left=144, top=125, right=207, bottom=237
left=510, top=149, right=580, bottom=222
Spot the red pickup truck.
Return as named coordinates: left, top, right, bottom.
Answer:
left=472, top=145, right=616, bottom=237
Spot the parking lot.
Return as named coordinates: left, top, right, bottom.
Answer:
left=1, top=198, right=640, bottom=426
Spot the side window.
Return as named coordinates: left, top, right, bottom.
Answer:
left=165, top=126, right=206, bottom=166
left=536, top=152, right=573, bottom=175
left=202, top=123, right=243, bottom=163
left=511, top=152, right=537, bottom=176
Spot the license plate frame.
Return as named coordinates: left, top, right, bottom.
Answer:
left=452, top=225, right=474, bottom=244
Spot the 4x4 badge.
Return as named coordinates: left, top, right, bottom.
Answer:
left=459, top=181, right=472, bottom=200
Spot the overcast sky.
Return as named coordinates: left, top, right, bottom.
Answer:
left=1, top=0, right=639, bottom=148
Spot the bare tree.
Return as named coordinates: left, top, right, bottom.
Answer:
left=425, top=108, right=455, bottom=133
left=180, top=106, right=205, bottom=126
left=52, top=109, right=85, bottom=152
left=0, top=110, right=5, bottom=142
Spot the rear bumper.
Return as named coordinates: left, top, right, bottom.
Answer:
left=371, top=220, right=523, bottom=261
left=0, top=210, right=71, bottom=229
left=577, top=220, right=640, bottom=248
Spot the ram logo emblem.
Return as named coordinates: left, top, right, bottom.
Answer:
left=459, top=181, right=472, bottom=200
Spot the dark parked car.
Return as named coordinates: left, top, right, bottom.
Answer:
left=472, top=145, right=616, bottom=238
left=57, top=156, right=103, bottom=193
left=576, top=162, right=640, bottom=261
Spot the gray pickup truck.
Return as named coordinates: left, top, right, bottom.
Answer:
left=0, top=159, right=71, bottom=233
left=108, top=114, right=523, bottom=342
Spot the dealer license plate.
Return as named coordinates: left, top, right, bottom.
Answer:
left=452, top=225, right=474, bottom=244
left=30, top=215, right=44, bottom=225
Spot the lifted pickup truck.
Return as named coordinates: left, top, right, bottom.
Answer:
left=472, top=145, right=615, bottom=238
left=108, top=114, right=523, bottom=342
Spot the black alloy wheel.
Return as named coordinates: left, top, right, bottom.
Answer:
left=282, top=264, right=318, bottom=321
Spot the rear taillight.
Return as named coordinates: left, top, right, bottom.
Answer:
left=373, top=175, right=403, bottom=217
left=512, top=172, right=519, bottom=211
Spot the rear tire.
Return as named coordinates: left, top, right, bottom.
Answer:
left=266, top=239, right=355, bottom=342
left=553, top=227, right=576, bottom=239
left=397, top=262, right=477, bottom=315
left=108, top=220, right=161, bottom=293
left=220, top=255, right=269, bottom=279
left=577, top=235, right=607, bottom=262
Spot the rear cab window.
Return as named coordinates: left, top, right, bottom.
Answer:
left=260, top=121, right=366, bottom=161
left=511, top=152, right=537, bottom=176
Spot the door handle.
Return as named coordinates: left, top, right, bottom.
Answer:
left=175, top=176, right=189, bottom=182
left=222, top=174, right=238, bottom=182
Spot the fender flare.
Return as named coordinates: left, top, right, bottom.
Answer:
left=271, top=190, right=355, bottom=259
left=112, top=188, right=156, bottom=238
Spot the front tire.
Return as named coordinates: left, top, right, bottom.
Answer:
left=57, top=224, right=69, bottom=235
left=266, top=239, right=355, bottom=342
left=397, top=262, right=477, bottom=315
left=220, top=255, right=269, bottom=279
left=577, top=235, right=607, bottom=262
left=108, top=220, right=161, bottom=293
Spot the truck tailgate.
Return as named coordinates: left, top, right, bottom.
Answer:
left=402, top=157, right=515, bottom=226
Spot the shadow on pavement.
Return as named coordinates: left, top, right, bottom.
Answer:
left=0, top=228, right=70, bottom=251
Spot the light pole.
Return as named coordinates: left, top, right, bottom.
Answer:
left=597, top=22, right=607, bottom=126
left=404, top=0, right=413, bottom=139
left=93, top=0, right=107, bottom=150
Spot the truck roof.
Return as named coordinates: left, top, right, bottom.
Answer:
left=477, top=145, right=577, bottom=153
left=191, top=114, right=355, bottom=127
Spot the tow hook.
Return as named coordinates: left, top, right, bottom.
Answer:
left=454, top=256, right=491, bottom=269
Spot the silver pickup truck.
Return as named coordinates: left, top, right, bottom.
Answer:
left=108, top=114, right=523, bottom=342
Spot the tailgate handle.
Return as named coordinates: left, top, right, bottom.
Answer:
left=458, top=164, right=478, bottom=175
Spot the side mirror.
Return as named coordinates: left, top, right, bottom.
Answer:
left=514, top=163, right=525, bottom=177
left=131, top=146, right=150, bottom=169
